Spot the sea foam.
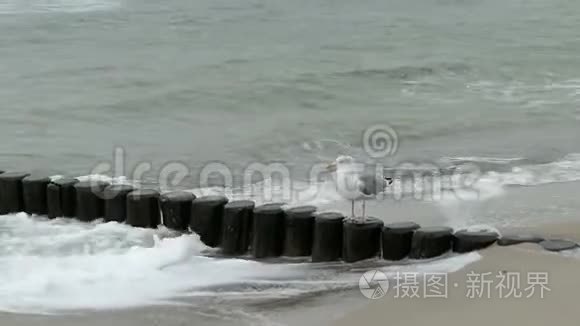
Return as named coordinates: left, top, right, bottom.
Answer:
left=0, top=213, right=479, bottom=314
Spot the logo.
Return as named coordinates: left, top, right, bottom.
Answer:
left=359, top=270, right=389, bottom=299
left=362, top=124, right=399, bottom=158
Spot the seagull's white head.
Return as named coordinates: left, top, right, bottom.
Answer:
left=326, top=155, right=356, bottom=172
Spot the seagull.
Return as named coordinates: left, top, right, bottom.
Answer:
left=326, top=155, right=393, bottom=222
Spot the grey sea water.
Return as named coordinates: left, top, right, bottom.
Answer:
left=1, top=0, right=580, bottom=178
left=1, top=0, right=580, bottom=323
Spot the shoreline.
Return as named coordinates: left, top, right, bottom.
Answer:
left=334, top=223, right=580, bottom=326
left=3, top=180, right=580, bottom=326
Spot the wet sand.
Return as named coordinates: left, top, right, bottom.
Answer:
left=335, top=224, right=580, bottom=326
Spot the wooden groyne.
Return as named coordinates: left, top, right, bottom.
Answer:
left=0, top=171, right=577, bottom=262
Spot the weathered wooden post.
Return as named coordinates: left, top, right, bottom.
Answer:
left=284, top=206, right=317, bottom=257
left=311, top=212, right=345, bottom=262
left=252, top=204, right=285, bottom=258
left=382, top=222, right=420, bottom=260
left=221, top=200, right=255, bottom=255
left=160, top=191, right=195, bottom=231
left=22, top=175, right=51, bottom=215
left=126, top=189, right=161, bottom=228
left=343, top=218, right=384, bottom=263
left=103, top=184, right=135, bottom=223
left=190, top=195, right=229, bottom=247
left=0, top=172, right=30, bottom=214
left=74, top=181, right=109, bottom=221
left=47, top=178, right=79, bottom=218
left=410, top=227, right=454, bottom=259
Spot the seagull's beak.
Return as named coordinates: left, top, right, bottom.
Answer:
left=326, top=162, right=337, bottom=172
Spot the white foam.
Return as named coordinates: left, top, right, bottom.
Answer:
left=402, top=252, right=481, bottom=274
left=79, top=153, right=580, bottom=209
left=76, top=174, right=133, bottom=185
left=467, top=78, right=580, bottom=105
left=434, top=153, right=580, bottom=205
left=0, top=214, right=295, bottom=313
left=479, top=154, right=580, bottom=188
left=184, top=152, right=580, bottom=209
left=556, top=248, right=580, bottom=260
left=445, top=156, right=525, bottom=164
left=0, top=213, right=480, bottom=314
left=184, top=177, right=344, bottom=207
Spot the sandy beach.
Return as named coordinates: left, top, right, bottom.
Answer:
left=335, top=223, right=580, bottom=326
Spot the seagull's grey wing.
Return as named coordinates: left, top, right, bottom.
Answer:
left=358, top=174, right=388, bottom=196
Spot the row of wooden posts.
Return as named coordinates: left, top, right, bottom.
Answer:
left=0, top=171, right=503, bottom=262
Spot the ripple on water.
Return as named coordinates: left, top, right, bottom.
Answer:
left=0, top=0, right=119, bottom=14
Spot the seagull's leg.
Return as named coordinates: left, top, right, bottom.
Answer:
left=351, top=200, right=355, bottom=218
left=362, top=199, right=366, bottom=222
